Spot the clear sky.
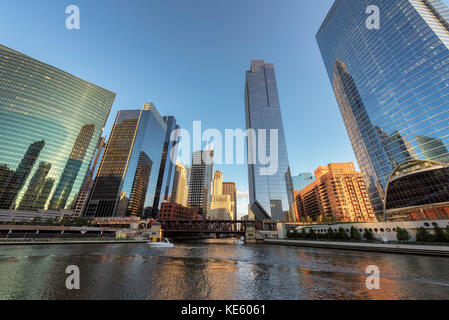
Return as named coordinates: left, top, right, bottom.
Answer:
left=0, top=0, right=387, bottom=218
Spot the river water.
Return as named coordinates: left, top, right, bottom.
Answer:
left=0, top=241, right=448, bottom=300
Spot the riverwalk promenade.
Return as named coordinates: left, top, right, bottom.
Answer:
left=265, top=239, right=449, bottom=257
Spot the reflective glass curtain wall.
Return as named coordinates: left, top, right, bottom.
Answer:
left=152, top=116, right=179, bottom=218
left=245, top=60, right=294, bottom=221
left=0, top=45, right=115, bottom=211
left=86, top=104, right=167, bottom=218
left=316, top=0, right=449, bottom=218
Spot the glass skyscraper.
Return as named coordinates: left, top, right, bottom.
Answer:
left=0, top=45, right=115, bottom=211
left=85, top=103, right=167, bottom=218
left=291, top=173, right=315, bottom=192
left=188, top=149, right=214, bottom=218
left=245, top=60, right=294, bottom=221
left=152, top=116, right=180, bottom=218
left=317, top=0, right=449, bottom=218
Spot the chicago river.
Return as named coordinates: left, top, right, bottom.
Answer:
left=0, top=242, right=448, bottom=300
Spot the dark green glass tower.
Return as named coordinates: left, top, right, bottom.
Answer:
left=0, top=45, right=116, bottom=211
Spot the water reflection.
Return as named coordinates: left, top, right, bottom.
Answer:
left=0, top=243, right=448, bottom=300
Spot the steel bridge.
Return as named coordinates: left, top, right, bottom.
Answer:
left=159, top=219, right=258, bottom=234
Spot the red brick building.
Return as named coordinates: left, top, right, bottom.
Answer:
left=159, top=202, right=203, bottom=220
left=296, top=163, right=377, bottom=223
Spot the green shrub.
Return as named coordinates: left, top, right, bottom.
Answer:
left=308, top=229, right=316, bottom=239
left=363, top=229, right=374, bottom=241
left=350, top=226, right=361, bottom=241
left=433, top=226, right=449, bottom=243
left=416, top=227, right=432, bottom=242
left=396, top=227, right=411, bottom=242
left=338, top=227, right=349, bottom=240
left=288, top=230, right=299, bottom=239
left=327, top=227, right=335, bottom=240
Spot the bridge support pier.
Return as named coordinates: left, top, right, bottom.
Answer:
left=150, top=222, right=162, bottom=242
left=245, top=223, right=256, bottom=244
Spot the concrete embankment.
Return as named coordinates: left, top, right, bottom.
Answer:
left=0, top=240, right=147, bottom=246
left=265, top=239, right=449, bottom=257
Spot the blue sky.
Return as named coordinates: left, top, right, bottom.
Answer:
left=1, top=0, right=371, bottom=217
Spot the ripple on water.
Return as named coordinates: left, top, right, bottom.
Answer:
left=1, top=243, right=449, bottom=299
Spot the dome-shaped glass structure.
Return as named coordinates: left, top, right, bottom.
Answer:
left=384, top=160, right=449, bottom=220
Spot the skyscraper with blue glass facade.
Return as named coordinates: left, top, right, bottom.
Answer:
left=0, top=44, right=115, bottom=211
left=292, top=173, right=315, bottom=192
left=188, top=149, right=214, bottom=218
left=152, top=116, right=180, bottom=218
left=317, top=0, right=449, bottom=218
left=85, top=103, right=167, bottom=218
left=245, top=60, right=294, bottom=221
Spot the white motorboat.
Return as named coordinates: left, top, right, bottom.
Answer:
left=147, top=238, right=175, bottom=248
left=235, top=239, right=245, bottom=245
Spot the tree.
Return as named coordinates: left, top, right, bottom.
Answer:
left=71, top=217, right=92, bottom=227
left=288, top=230, right=299, bottom=239
left=350, top=226, right=362, bottom=241
left=363, top=229, right=374, bottom=241
left=308, top=229, right=317, bottom=239
left=416, top=227, right=431, bottom=242
left=396, top=227, right=411, bottom=242
left=433, top=226, right=449, bottom=243
left=327, top=227, right=335, bottom=240
left=338, top=227, right=349, bottom=240
left=301, top=228, right=307, bottom=239
left=31, top=217, right=41, bottom=225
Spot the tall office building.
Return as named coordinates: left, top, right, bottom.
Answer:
left=292, top=173, right=315, bottom=192
left=188, top=150, right=214, bottom=218
left=152, top=116, right=180, bottom=217
left=210, top=171, right=232, bottom=220
left=245, top=60, right=294, bottom=221
left=222, top=182, right=237, bottom=220
left=185, top=166, right=192, bottom=188
left=49, top=124, right=95, bottom=210
left=0, top=45, right=115, bottom=211
left=16, top=161, right=52, bottom=211
left=212, top=171, right=223, bottom=196
left=296, top=163, right=377, bottom=223
left=317, top=0, right=449, bottom=218
left=73, top=137, right=106, bottom=216
left=85, top=103, right=167, bottom=218
left=171, top=161, right=189, bottom=207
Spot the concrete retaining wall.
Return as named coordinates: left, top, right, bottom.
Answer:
left=265, top=239, right=449, bottom=257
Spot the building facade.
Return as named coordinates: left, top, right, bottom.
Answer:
left=85, top=103, right=166, bottom=218
left=245, top=60, right=294, bottom=221
left=0, top=45, right=115, bottom=212
left=188, top=150, right=214, bottom=218
left=292, top=173, right=315, bottom=192
left=222, top=182, right=237, bottom=220
left=316, top=0, right=449, bottom=218
left=159, top=202, right=202, bottom=220
left=73, top=137, right=106, bottom=216
left=210, top=171, right=232, bottom=220
left=296, top=163, right=377, bottom=223
left=384, top=159, right=449, bottom=221
left=152, top=116, right=179, bottom=217
left=171, top=161, right=189, bottom=207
